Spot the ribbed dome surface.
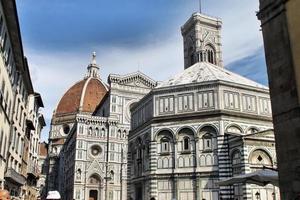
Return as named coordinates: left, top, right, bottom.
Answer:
left=55, top=78, right=108, bottom=116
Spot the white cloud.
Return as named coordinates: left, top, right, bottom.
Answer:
left=24, top=1, right=264, bottom=141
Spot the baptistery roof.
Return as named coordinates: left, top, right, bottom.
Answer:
left=157, top=62, right=268, bottom=89
left=55, top=53, right=109, bottom=116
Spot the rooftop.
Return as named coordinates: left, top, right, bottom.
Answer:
left=156, top=62, right=268, bottom=90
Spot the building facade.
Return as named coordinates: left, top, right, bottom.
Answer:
left=37, top=142, right=48, bottom=199
left=128, top=13, right=279, bottom=200
left=0, top=0, right=46, bottom=199
left=0, top=0, right=16, bottom=189
left=257, top=0, right=300, bottom=199
left=47, top=53, right=157, bottom=200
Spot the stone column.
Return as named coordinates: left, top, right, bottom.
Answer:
left=194, top=138, right=200, bottom=200
left=149, top=140, right=158, bottom=199
left=257, top=0, right=300, bottom=199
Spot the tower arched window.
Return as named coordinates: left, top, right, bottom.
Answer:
left=88, top=127, right=92, bottom=136
left=199, top=51, right=204, bottom=62
left=205, top=45, right=216, bottom=65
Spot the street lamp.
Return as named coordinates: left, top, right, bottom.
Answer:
left=255, top=191, right=260, bottom=200
left=272, top=192, right=276, bottom=200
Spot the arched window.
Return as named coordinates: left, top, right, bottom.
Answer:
left=183, top=137, right=190, bottom=151
left=247, top=127, right=259, bottom=134
left=88, top=127, right=92, bottom=136
left=199, top=126, right=217, bottom=151
left=199, top=51, right=204, bottom=62
left=205, top=45, right=216, bottom=65
left=137, top=148, right=142, bottom=160
left=178, top=128, right=194, bottom=153
left=95, top=128, right=100, bottom=137
left=117, top=130, right=121, bottom=138
left=160, top=137, right=170, bottom=153
left=156, top=130, right=174, bottom=154
left=136, top=138, right=143, bottom=160
left=232, top=150, right=242, bottom=175
left=249, top=149, right=273, bottom=169
left=203, top=133, right=212, bottom=151
left=76, top=169, right=81, bottom=180
left=226, top=125, right=243, bottom=134
left=101, top=128, right=105, bottom=137
left=110, top=170, right=114, bottom=182
left=79, top=125, right=83, bottom=134
left=89, top=174, right=101, bottom=185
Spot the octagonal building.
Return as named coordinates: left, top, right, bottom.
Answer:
left=128, top=13, right=279, bottom=200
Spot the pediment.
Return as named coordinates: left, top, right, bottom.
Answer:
left=86, top=159, right=105, bottom=174
left=109, top=71, right=157, bottom=89
left=244, top=129, right=274, bottom=139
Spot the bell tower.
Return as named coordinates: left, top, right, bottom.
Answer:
left=181, top=12, right=223, bottom=69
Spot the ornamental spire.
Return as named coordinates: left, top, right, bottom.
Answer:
left=199, top=0, right=202, bottom=13
left=86, top=52, right=100, bottom=78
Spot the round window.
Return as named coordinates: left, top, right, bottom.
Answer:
left=91, top=145, right=102, bottom=156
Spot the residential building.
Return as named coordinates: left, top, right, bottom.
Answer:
left=0, top=1, right=46, bottom=199
left=37, top=142, right=48, bottom=199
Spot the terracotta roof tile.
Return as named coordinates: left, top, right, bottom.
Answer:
left=55, top=78, right=108, bottom=116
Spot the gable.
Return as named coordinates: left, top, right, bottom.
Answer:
left=244, top=129, right=275, bottom=140
left=108, top=72, right=157, bottom=89
left=86, top=159, right=105, bottom=174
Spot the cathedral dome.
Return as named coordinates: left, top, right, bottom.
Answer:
left=55, top=53, right=109, bottom=116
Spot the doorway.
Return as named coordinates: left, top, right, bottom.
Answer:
left=89, top=190, right=98, bottom=200
left=135, top=185, right=143, bottom=200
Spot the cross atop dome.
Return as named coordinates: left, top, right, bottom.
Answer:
left=86, top=52, right=100, bottom=78
left=91, top=51, right=97, bottom=65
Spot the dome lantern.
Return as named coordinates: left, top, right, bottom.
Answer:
left=86, top=52, right=100, bottom=78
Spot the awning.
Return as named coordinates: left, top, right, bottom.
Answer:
left=218, top=169, right=278, bottom=187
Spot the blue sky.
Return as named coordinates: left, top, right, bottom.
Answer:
left=15, top=0, right=268, bottom=141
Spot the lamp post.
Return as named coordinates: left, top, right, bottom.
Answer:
left=272, top=192, right=276, bottom=200
left=255, top=191, right=260, bottom=200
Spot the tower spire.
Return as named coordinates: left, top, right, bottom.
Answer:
left=86, top=52, right=100, bottom=78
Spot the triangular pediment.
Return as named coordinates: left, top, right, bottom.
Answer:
left=108, top=71, right=157, bottom=89
left=86, top=159, right=105, bottom=174
left=244, top=129, right=274, bottom=139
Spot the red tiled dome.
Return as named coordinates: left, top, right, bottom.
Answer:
left=55, top=78, right=108, bottom=116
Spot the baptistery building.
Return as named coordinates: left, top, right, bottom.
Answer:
left=128, top=13, right=279, bottom=200
left=46, top=53, right=157, bottom=200
left=46, top=10, right=279, bottom=200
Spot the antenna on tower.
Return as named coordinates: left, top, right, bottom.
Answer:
left=199, top=0, right=202, bottom=13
